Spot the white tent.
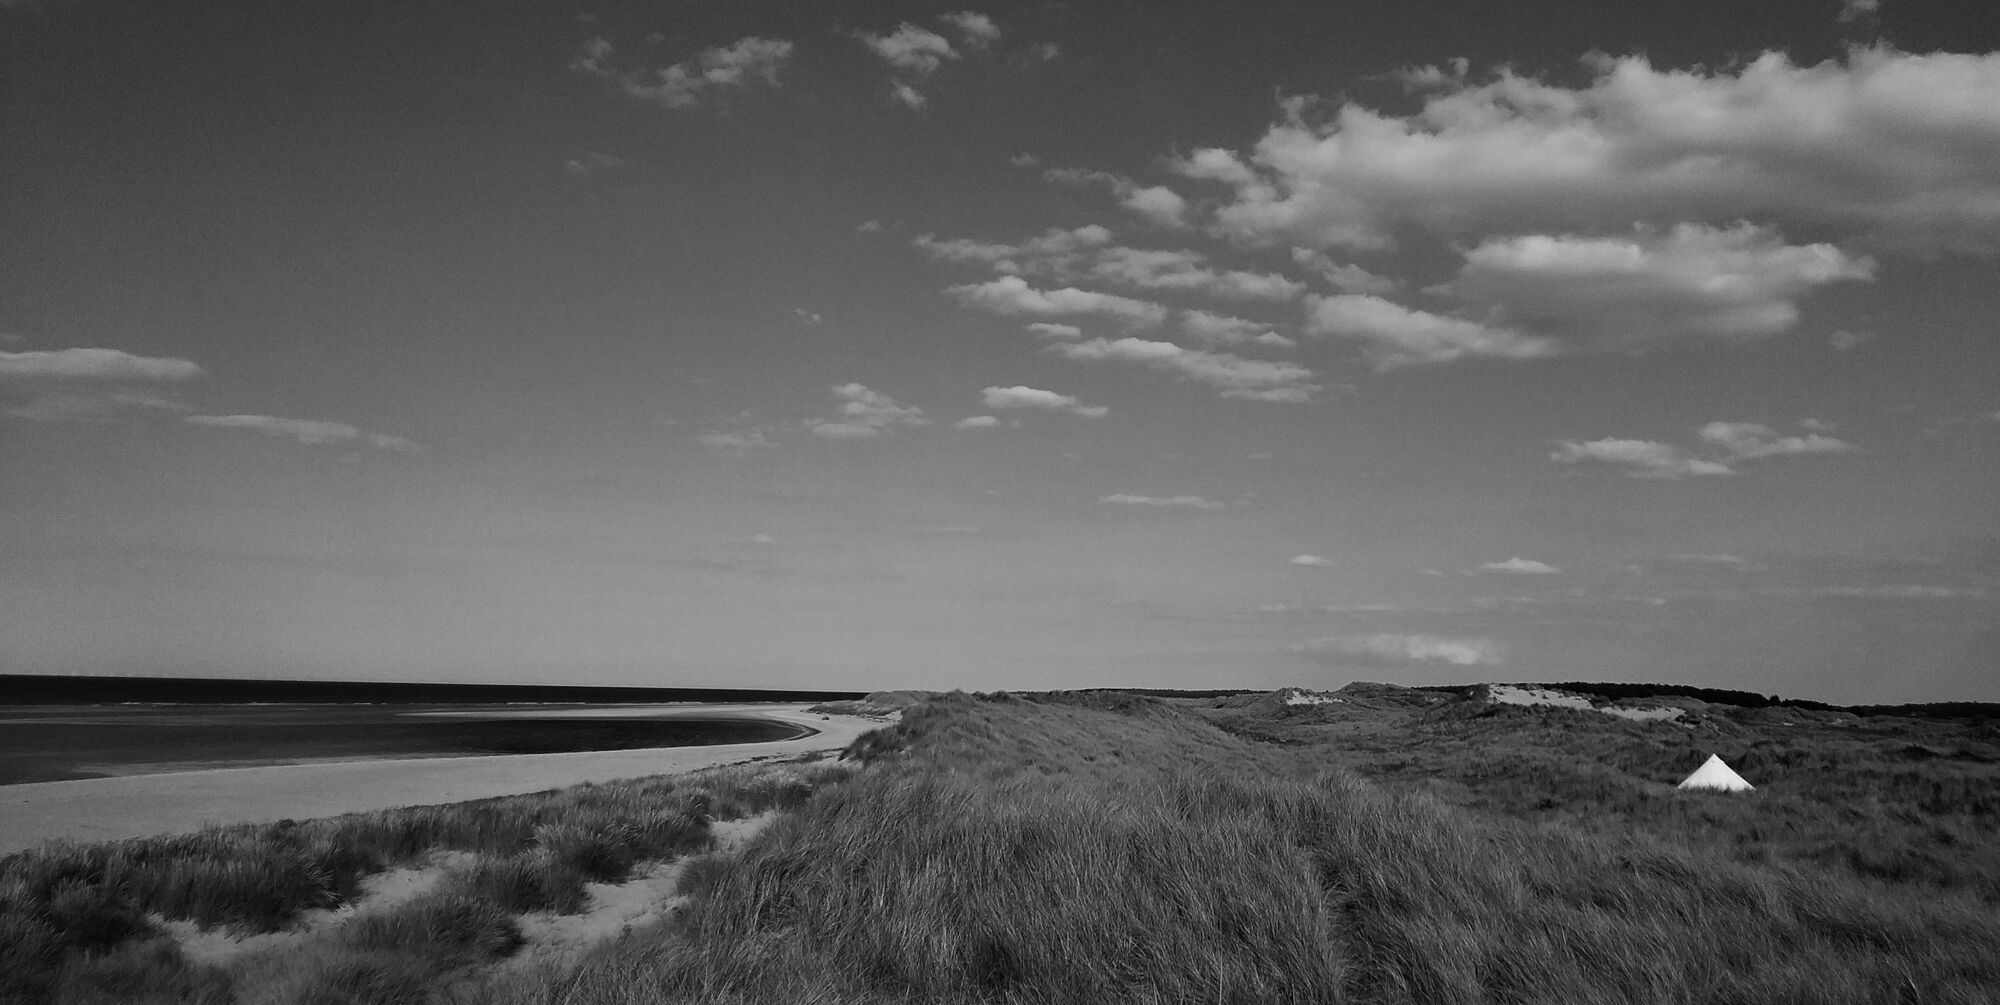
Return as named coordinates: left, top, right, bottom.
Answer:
left=1677, top=754, right=1754, bottom=792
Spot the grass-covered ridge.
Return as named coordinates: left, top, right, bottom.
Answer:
left=9, top=689, right=1999, bottom=1003
left=500, top=691, right=2000, bottom=1004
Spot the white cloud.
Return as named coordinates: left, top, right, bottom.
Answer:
left=790, top=308, right=824, bottom=327
left=1477, top=557, right=1561, bottom=575
left=807, top=383, right=928, bottom=440
left=1294, top=633, right=1503, bottom=667
left=698, top=429, right=772, bottom=453
left=1289, top=248, right=1399, bottom=294
left=1552, top=420, right=1854, bottom=478
left=937, top=11, right=1001, bottom=49
left=1043, top=167, right=1193, bottom=229
left=1290, top=554, right=1335, bottom=567
left=1120, top=186, right=1189, bottom=229
left=1828, top=329, right=1876, bottom=351
left=889, top=81, right=928, bottom=111
left=1434, top=224, right=1873, bottom=349
left=1099, top=494, right=1226, bottom=509
left=946, top=276, right=1169, bottom=327
left=579, top=36, right=795, bottom=110
left=184, top=414, right=421, bottom=452
left=1181, top=48, right=2000, bottom=252
left=1548, top=437, right=1736, bottom=479
left=1180, top=310, right=1286, bottom=349
left=981, top=385, right=1109, bottom=418
left=1047, top=336, right=1319, bottom=402
left=1088, top=247, right=1304, bottom=302
left=1838, top=0, right=1880, bottom=23
left=1303, top=294, right=1556, bottom=369
left=953, top=415, right=1001, bottom=430
left=1025, top=322, right=1083, bottom=340
left=914, top=225, right=1112, bottom=275
left=1697, top=421, right=1856, bottom=460
left=857, top=24, right=958, bottom=76
left=0, top=348, right=204, bottom=381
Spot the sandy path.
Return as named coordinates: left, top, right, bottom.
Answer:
left=0, top=706, right=879, bottom=854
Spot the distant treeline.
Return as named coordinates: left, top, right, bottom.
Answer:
left=1414, top=681, right=2000, bottom=721
left=0, top=674, right=866, bottom=706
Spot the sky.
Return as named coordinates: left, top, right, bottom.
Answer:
left=2, top=0, right=1997, bottom=703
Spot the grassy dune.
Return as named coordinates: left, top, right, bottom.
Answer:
left=7, top=690, right=1998, bottom=1003
left=496, top=691, right=1999, bottom=1004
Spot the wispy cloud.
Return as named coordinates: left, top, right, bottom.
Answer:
left=952, top=415, right=1001, bottom=430
left=937, top=11, right=1001, bottom=49
left=947, top=276, right=1169, bottom=327
left=807, top=383, right=928, bottom=440
left=980, top=385, right=1109, bottom=418
left=0, top=348, right=204, bottom=381
left=1047, top=337, right=1319, bottom=402
left=1290, top=554, right=1334, bottom=567
left=575, top=35, right=794, bottom=110
left=1042, top=166, right=1192, bottom=229
left=1099, top=494, right=1226, bottom=509
left=1293, top=633, right=1504, bottom=667
left=184, top=414, right=422, bottom=452
left=697, top=429, right=773, bottom=453
left=1551, top=420, right=1853, bottom=479
left=1303, top=294, right=1556, bottom=369
left=1476, top=557, right=1561, bottom=575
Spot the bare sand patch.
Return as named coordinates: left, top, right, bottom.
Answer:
left=0, top=706, right=877, bottom=854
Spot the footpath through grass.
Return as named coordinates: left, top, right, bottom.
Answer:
left=494, top=691, right=2000, bottom=1005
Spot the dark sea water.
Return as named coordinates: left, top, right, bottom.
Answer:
left=0, top=704, right=808, bottom=785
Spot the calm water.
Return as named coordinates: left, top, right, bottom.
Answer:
left=0, top=704, right=808, bottom=785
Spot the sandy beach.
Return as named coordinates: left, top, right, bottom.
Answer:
left=0, top=705, right=880, bottom=855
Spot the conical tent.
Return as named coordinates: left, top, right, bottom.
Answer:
left=1677, top=754, right=1754, bottom=792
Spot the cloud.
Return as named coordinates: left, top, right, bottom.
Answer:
left=946, top=276, right=1169, bottom=327
left=1025, top=322, right=1083, bottom=339
left=1433, top=224, right=1873, bottom=349
left=789, top=308, right=824, bottom=327
left=1290, top=554, right=1335, bottom=567
left=889, top=82, right=927, bottom=111
left=938, top=11, right=1001, bottom=49
left=1303, top=294, right=1557, bottom=369
left=1293, top=633, right=1503, bottom=667
left=1099, top=494, right=1226, bottom=509
left=914, top=225, right=1112, bottom=275
left=1290, top=248, right=1399, bottom=294
left=953, top=415, right=1001, bottom=430
left=807, top=383, right=928, bottom=440
left=1178, top=48, right=2000, bottom=252
left=1087, top=247, right=1303, bottom=301
left=1548, top=437, right=1736, bottom=479
left=1047, top=337, right=1319, bottom=402
left=697, top=429, right=772, bottom=453
left=1838, top=0, right=1880, bottom=23
left=576, top=36, right=794, bottom=110
left=980, top=385, right=1109, bottom=417
left=1552, top=420, right=1854, bottom=478
left=184, top=414, right=421, bottom=452
left=1477, top=557, right=1561, bottom=575
left=1697, top=421, right=1856, bottom=460
left=1180, top=310, right=1294, bottom=349
left=1042, top=167, right=1192, bottom=228
left=857, top=23, right=958, bottom=76
left=0, top=348, right=204, bottom=381
left=0, top=348, right=205, bottom=423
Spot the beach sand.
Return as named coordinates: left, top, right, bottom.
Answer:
left=0, top=705, right=879, bottom=854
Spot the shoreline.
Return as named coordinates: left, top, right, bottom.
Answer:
left=0, top=705, right=880, bottom=855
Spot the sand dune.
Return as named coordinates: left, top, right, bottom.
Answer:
left=0, top=705, right=878, bottom=855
